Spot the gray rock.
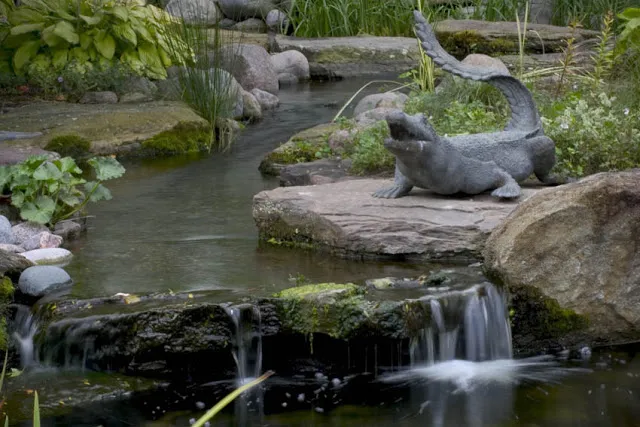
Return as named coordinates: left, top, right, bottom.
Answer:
left=218, top=18, right=237, bottom=28
left=0, top=131, right=43, bottom=142
left=218, top=44, right=279, bottom=94
left=327, top=128, right=358, bottom=154
left=461, top=53, right=510, bottom=74
left=120, top=77, right=158, bottom=98
left=119, top=92, right=153, bottom=103
left=279, top=159, right=351, bottom=187
left=354, top=107, right=395, bottom=127
left=241, top=90, right=262, bottom=121
left=265, top=9, right=288, bottom=32
left=22, top=231, right=63, bottom=251
left=12, top=222, right=48, bottom=249
left=529, top=0, right=553, bottom=24
left=253, top=179, right=540, bottom=261
left=79, top=91, right=118, bottom=104
left=0, top=215, right=12, bottom=244
left=166, top=0, right=221, bottom=25
left=483, top=170, right=640, bottom=346
left=0, top=244, right=25, bottom=253
left=250, top=88, right=279, bottom=110
left=53, top=221, right=83, bottom=241
left=0, top=145, right=58, bottom=166
left=18, top=266, right=72, bottom=298
left=232, top=18, right=267, bottom=32
left=270, top=50, right=310, bottom=81
left=156, top=78, right=182, bottom=101
left=353, top=92, right=408, bottom=116
left=0, top=248, right=34, bottom=276
left=277, top=72, right=298, bottom=86
left=20, top=248, right=73, bottom=265
left=217, top=0, right=277, bottom=20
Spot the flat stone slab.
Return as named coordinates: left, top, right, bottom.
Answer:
left=253, top=179, right=542, bottom=261
left=20, top=248, right=73, bottom=265
left=0, top=101, right=208, bottom=155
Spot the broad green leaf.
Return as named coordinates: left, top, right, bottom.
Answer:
left=53, top=20, right=79, bottom=44
left=132, top=19, right=153, bottom=42
left=113, top=23, right=137, bottom=46
left=88, top=157, right=125, bottom=181
left=10, top=23, right=45, bottom=36
left=58, top=191, right=83, bottom=207
left=619, top=8, right=640, bottom=21
left=79, top=14, right=102, bottom=26
left=47, top=181, right=60, bottom=193
left=54, top=157, right=82, bottom=174
left=13, top=39, right=41, bottom=70
left=109, top=5, right=129, bottom=21
left=20, top=197, right=55, bottom=224
left=137, top=42, right=161, bottom=68
left=8, top=8, right=45, bottom=25
left=158, top=48, right=172, bottom=67
left=0, top=166, right=13, bottom=190
left=79, top=32, right=92, bottom=50
left=51, top=48, right=68, bottom=69
left=33, top=161, right=63, bottom=181
left=94, top=30, right=116, bottom=59
left=84, top=182, right=112, bottom=202
left=42, top=25, right=65, bottom=47
left=69, top=46, right=89, bottom=63
left=10, top=192, right=25, bottom=208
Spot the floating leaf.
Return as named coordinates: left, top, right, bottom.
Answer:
left=88, top=156, right=126, bottom=181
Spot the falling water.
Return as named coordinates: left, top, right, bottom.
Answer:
left=225, top=304, right=263, bottom=426
left=12, top=305, right=38, bottom=369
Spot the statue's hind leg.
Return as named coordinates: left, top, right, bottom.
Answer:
left=490, top=168, right=522, bottom=199
left=531, top=136, right=567, bottom=185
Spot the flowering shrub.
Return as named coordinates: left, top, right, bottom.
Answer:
left=542, top=92, right=640, bottom=176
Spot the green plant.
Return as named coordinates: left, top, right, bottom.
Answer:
left=1, top=0, right=190, bottom=81
left=44, top=134, right=91, bottom=159
left=0, top=155, right=125, bottom=226
left=287, top=0, right=416, bottom=37
left=159, top=6, right=240, bottom=152
left=587, top=10, right=618, bottom=87
left=618, top=7, right=640, bottom=50
left=552, top=0, right=636, bottom=29
left=515, top=1, right=530, bottom=78
left=349, top=121, right=394, bottom=175
left=542, top=91, right=640, bottom=176
left=399, top=2, right=436, bottom=93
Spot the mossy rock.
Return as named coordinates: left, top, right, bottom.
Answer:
left=259, top=123, right=340, bottom=176
left=140, top=122, right=212, bottom=156
left=44, top=134, right=92, bottom=159
left=0, top=276, right=15, bottom=350
left=439, top=30, right=518, bottom=58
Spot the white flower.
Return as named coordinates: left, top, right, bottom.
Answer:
left=572, top=84, right=578, bottom=90
left=624, top=108, right=630, bottom=116
left=560, top=122, right=569, bottom=130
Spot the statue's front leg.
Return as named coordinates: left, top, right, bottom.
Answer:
left=372, top=164, right=414, bottom=199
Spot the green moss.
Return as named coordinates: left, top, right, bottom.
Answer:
left=0, top=276, right=15, bottom=350
left=44, top=134, right=92, bottom=159
left=141, top=121, right=212, bottom=156
left=265, top=237, right=315, bottom=250
left=273, top=283, right=362, bottom=299
left=439, top=30, right=518, bottom=57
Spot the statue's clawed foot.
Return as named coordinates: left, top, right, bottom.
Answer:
left=372, top=184, right=412, bottom=199
left=491, top=174, right=522, bottom=199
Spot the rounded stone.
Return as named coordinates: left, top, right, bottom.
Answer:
left=0, top=215, right=12, bottom=244
left=18, top=265, right=72, bottom=298
left=265, top=9, right=288, bottom=31
left=20, top=248, right=74, bottom=265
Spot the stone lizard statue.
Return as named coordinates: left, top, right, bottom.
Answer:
left=374, top=10, right=561, bottom=200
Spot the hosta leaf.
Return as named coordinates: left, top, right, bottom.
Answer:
left=158, top=48, right=172, bottom=67
left=8, top=8, right=45, bottom=25
left=13, top=39, right=41, bottom=70
left=79, top=14, right=102, bottom=26
left=94, top=30, right=115, bottom=59
left=51, top=48, right=68, bottom=69
left=84, top=182, right=112, bottom=202
left=69, top=46, right=89, bottom=63
left=113, top=23, right=137, bottom=46
left=88, top=157, right=125, bottom=181
left=619, top=8, right=640, bottom=20
left=53, top=20, right=79, bottom=44
left=33, top=161, right=62, bottom=181
left=132, top=19, right=153, bottom=42
left=10, top=23, right=45, bottom=36
left=137, top=42, right=161, bottom=68
left=42, top=25, right=64, bottom=47
left=79, top=32, right=92, bottom=50
left=109, top=5, right=129, bottom=21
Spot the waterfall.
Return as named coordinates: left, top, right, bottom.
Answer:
left=225, top=304, right=264, bottom=425
left=12, top=305, right=39, bottom=369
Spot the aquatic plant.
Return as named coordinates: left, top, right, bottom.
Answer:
left=0, top=155, right=125, bottom=226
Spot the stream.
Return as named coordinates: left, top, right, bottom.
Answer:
left=7, top=78, right=640, bottom=426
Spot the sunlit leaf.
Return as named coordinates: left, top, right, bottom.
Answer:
left=83, top=182, right=112, bottom=202
left=33, top=162, right=62, bottom=181
left=88, top=156, right=125, bottom=181
left=94, top=30, right=116, bottom=59
left=53, top=20, right=79, bottom=45
left=13, top=39, right=41, bottom=70
left=10, top=23, right=45, bottom=36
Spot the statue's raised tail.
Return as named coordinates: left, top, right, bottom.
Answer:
left=413, top=11, right=541, bottom=134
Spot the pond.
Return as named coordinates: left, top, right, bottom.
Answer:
left=63, top=77, right=427, bottom=299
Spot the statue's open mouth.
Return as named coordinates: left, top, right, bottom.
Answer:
left=384, top=138, right=423, bottom=153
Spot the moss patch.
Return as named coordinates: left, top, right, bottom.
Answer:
left=273, top=283, right=363, bottom=300
left=141, top=122, right=212, bottom=156
left=439, top=30, right=518, bottom=58
left=44, top=134, right=92, bottom=159
left=0, top=276, right=15, bottom=350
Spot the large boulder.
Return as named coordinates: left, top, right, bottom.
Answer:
left=217, top=0, right=280, bottom=21
left=250, top=88, right=279, bottom=110
left=219, top=44, right=279, bottom=94
left=0, top=215, right=13, bottom=244
left=253, top=179, right=542, bottom=261
left=18, top=265, right=72, bottom=299
left=353, top=92, right=408, bottom=116
left=270, top=50, right=310, bottom=81
left=483, top=170, right=640, bottom=346
left=165, top=0, right=222, bottom=25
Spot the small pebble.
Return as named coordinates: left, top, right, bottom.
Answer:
left=297, top=393, right=305, bottom=402
left=282, top=402, right=287, bottom=407
left=196, top=401, right=206, bottom=409
left=331, top=378, right=341, bottom=387
left=315, top=407, right=324, bottom=413
left=189, top=418, right=196, bottom=425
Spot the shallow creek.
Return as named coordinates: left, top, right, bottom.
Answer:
left=8, top=78, right=640, bottom=426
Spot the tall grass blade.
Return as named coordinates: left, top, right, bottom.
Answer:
left=33, top=391, right=40, bottom=427
left=192, top=371, right=274, bottom=427
left=0, top=349, right=7, bottom=395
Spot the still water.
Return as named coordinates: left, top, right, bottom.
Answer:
left=64, top=78, right=424, bottom=299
